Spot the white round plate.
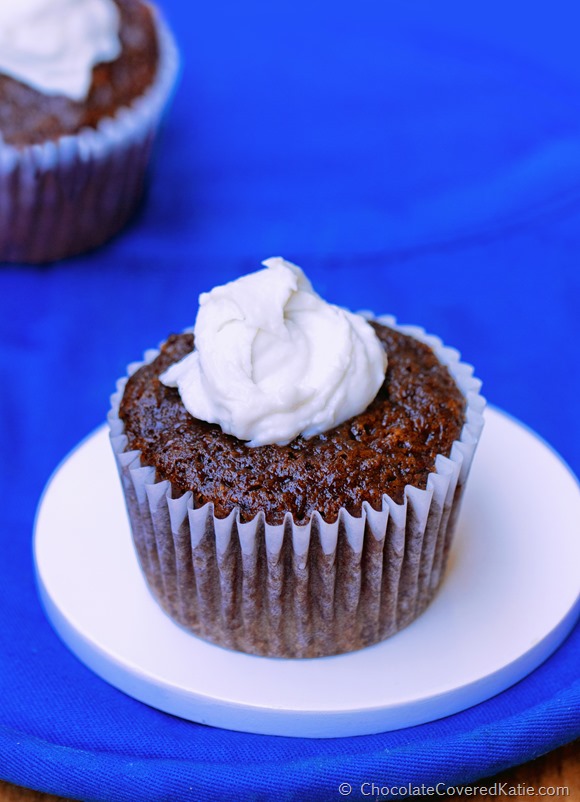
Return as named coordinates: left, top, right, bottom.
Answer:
left=34, top=407, right=580, bottom=738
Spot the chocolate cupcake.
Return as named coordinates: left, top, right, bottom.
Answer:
left=109, top=259, right=485, bottom=658
left=0, top=0, right=179, bottom=263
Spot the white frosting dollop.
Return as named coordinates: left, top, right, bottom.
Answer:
left=160, top=258, right=388, bottom=447
left=0, top=0, right=121, bottom=101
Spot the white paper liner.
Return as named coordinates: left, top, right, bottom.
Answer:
left=108, top=317, right=485, bottom=658
left=0, top=8, right=179, bottom=263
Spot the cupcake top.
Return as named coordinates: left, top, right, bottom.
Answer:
left=0, top=0, right=121, bottom=102
left=0, top=0, right=159, bottom=146
left=160, top=258, right=388, bottom=447
left=119, top=261, right=466, bottom=524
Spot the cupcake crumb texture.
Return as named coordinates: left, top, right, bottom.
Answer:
left=120, top=324, right=466, bottom=525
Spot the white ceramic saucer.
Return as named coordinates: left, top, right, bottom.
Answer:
left=34, top=407, right=580, bottom=738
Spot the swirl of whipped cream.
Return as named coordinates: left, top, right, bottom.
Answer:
left=160, top=258, right=388, bottom=447
left=0, top=0, right=121, bottom=101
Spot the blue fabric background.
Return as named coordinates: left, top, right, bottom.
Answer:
left=1, top=1, right=580, bottom=799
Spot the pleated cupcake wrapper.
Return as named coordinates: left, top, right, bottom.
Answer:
left=0, top=9, right=179, bottom=264
left=108, top=316, right=485, bottom=658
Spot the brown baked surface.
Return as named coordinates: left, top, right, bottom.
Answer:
left=0, top=0, right=159, bottom=147
left=119, top=324, right=466, bottom=524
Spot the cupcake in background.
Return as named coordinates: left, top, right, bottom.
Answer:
left=0, top=0, right=179, bottom=263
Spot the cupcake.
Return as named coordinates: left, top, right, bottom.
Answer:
left=109, top=258, right=485, bottom=658
left=0, top=0, right=178, bottom=263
